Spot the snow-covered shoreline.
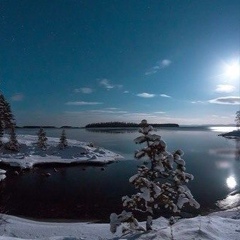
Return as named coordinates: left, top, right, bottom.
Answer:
left=0, top=207, right=240, bottom=239
left=0, top=135, right=123, bottom=169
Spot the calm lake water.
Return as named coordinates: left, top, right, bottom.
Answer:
left=1, top=126, right=239, bottom=222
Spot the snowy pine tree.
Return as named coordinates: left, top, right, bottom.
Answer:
left=0, top=93, right=17, bottom=149
left=5, top=126, right=19, bottom=152
left=0, top=94, right=15, bottom=130
left=59, top=129, right=68, bottom=149
left=37, top=128, right=48, bottom=150
left=110, top=119, right=200, bottom=233
left=3, top=101, right=15, bottom=129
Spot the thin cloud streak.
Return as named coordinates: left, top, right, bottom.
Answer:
left=145, top=59, right=172, bottom=75
left=160, top=94, right=171, bottom=98
left=65, top=101, right=103, bottom=106
left=208, top=96, right=240, bottom=105
left=136, top=92, right=155, bottom=98
left=191, top=101, right=205, bottom=104
left=105, top=108, right=118, bottom=110
left=89, top=110, right=128, bottom=114
left=154, top=111, right=166, bottom=114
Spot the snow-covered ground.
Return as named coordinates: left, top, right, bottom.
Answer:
left=0, top=135, right=123, bottom=169
left=0, top=169, right=6, bottom=181
left=0, top=208, right=240, bottom=239
left=1, top=133, right=240, bottom=239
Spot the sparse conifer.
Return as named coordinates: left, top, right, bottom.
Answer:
left=3, top=101, right=15, bottom=129
left=37, top=128, right=48, bottom=150
left=59, top=129, right=68, bottom=149
left=0, top=94, right=17, bottom=149
left=5, top=126, right=19, bottom=152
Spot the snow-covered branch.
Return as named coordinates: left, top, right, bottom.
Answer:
left=110, top=119, right=200, bottom=233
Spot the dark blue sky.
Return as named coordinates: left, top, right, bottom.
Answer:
left=1, top=0, right=239, bottom=126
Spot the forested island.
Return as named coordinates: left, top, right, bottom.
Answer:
left=85, top=121, right=179, bottom=128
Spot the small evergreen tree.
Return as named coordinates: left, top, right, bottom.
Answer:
left=235, top=110, right=240, bottom=130
left=0, top=94, right=17, bottom=149
left=0, top=94, right=15, bottom=130
left=59, top=129, right=68, bottom=149
left=5, top=126, right=19, bottom=152
left=0, top=94, right=6, bottom=118
left=3, top=101, right=15, bottom=129
left=110, top=119, right=200, bottom=234
left=37, top=128, right=48, bottom=150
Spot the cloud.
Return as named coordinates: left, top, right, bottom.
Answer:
left=215, top=84, right=235, bottom=93
left=161, top=59, right=172, bottom=68
left=136, top=92, right=156, bottom=98
left=154, top=111, right=166, bottom=114
left=208, top=96, right=240, bottom=105
left=160, top=94, right=171, bottom=98
left=74, top=88, right=93, bottom=94
left=11, top=93, right=24, bottom=101
left=65, top=101, right=103, bottom=106
left=89, top=110, right=128, bottom=114
left=99, top=79, right=122, bottom=90
left=123, top=91, right=129, bottom=94
left=191, top=101, right=205, bottom=104
left=145, top=69, right=158, bottom=75
left=145, top=59, right=172, bottom=75
left=99, top=79, right=114, bottom=89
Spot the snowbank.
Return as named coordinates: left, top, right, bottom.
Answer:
left=0, top=135, right=123, bottom=169
left=0, top=168, right=6, bottom=181
left=0, top=208, right=240, bottom=239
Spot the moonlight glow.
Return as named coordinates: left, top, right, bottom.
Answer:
left=224, top=61, right=240, bottom=79
left=226, top=176, right=237, bottom=189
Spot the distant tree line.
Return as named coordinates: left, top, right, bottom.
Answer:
left=85, top=121, right=179, bottom=128
left=85, top=122, right=139, bottom=128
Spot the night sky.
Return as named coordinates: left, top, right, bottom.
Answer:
left=1, top=0, right=239, bottom=127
